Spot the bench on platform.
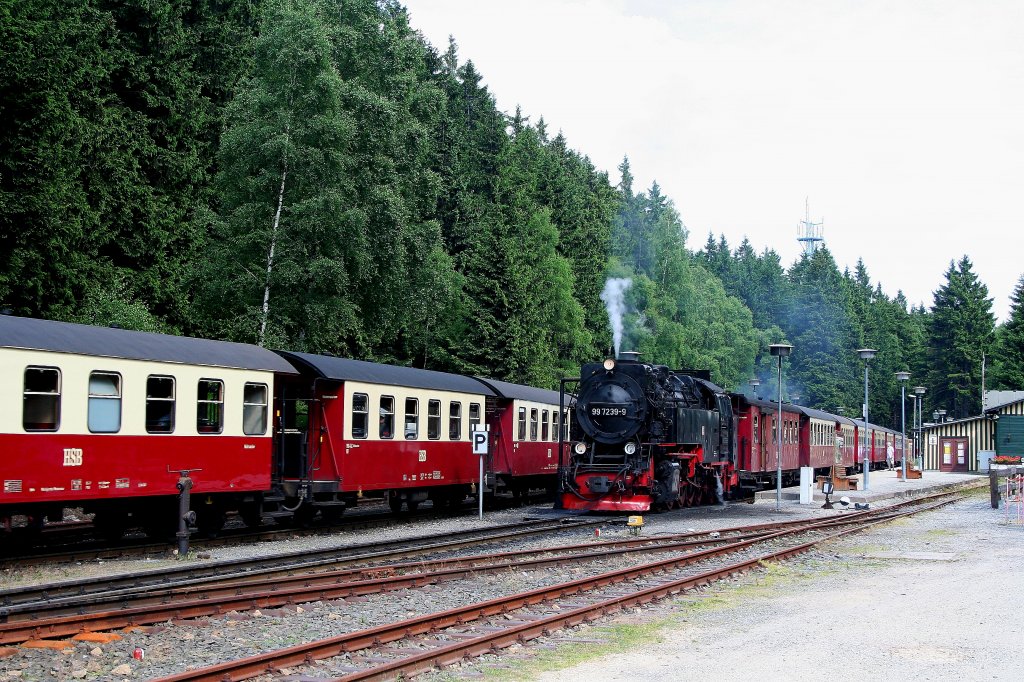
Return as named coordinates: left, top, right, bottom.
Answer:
left=897, top=466, right=922, bottom=480
left=818, top=466, right=859, bottom=491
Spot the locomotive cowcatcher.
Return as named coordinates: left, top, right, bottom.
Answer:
left=558, top=354, right=737, bottom=512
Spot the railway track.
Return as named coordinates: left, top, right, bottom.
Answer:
left=1, top=495, right=549, bottom=566
left=0, top=492, right=958, bottom=679
left=0, top=516, right=594, bottom=611
left=149, top=494, right=958, bottom=681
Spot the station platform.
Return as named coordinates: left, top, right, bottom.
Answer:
left=753, top=468, right=985, bottom=506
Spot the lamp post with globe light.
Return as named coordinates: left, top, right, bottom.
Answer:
left=857, top=349, right=877, bottom=490
left=914, top=386, right=926, bottom=469
left=749, top=378, right=760, bottom=399
left=769, top=343, right=793, bottom=511
left=896, top=371, right=910, bottom=481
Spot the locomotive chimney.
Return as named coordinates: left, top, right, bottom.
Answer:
left=618, top=351, right=641, bottom=362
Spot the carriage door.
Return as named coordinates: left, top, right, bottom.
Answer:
left=939, top=437, right=969, bottom=473
left=756, top=412, right=765, bottom=469
left=277, top=385, right=312, bottom=480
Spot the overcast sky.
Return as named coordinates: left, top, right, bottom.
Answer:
left=403, top=0, right=1023, bottom=321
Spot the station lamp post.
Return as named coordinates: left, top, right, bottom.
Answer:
left=769, top=343, right=793, bottom=511
left=938, top=409, right=947, bottom=423
left=749, top=378, right=760, bottom=399
left=914, top=386, right=926, bottom=469
left=896, top=371, right=910, bottom=481
left=907, top=393, right=918, bottom=466
left=857, top=349, right=877, bottom=491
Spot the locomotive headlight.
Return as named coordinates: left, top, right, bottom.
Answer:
left=603, top=358, right=616, bottom=371
left=624, top=442, right=637, bottom=455
left=573, top=442, right=588, bottom=455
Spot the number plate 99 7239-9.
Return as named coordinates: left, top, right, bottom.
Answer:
left=591, top=407, right=627, bottom=416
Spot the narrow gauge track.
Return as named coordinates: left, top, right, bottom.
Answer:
left=0, top=502, right=935, bottom=646
left=0, top=517, right=592, bottom=610
left=149, top=493, right=959, bottom=682
left=1, top=496, right=545, bottom=566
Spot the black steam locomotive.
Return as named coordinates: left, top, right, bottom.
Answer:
left=558, top=354, right=737, bottom=511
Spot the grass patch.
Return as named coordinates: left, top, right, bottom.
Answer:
left=922, top=528, right=957, bottom=538
left=843, top=543, right=889, bottom=554
left=467, top=619, right=677, bottom=681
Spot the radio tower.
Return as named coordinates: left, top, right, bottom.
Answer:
left=797, top=197, right=823, bottom=257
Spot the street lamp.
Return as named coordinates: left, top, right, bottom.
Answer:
left=749, top=378, right=760, bottom=399
left=938, top=409, right=947, bottom=423
left=857, top=349, right=877, bottom=491
left=896, top=371, right=910, bottom=481
left=769, top=343, right=793, bottom=511
left=914, top=386, right=926, bottom=469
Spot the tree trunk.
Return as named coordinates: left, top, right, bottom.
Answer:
left=259, top=163, right=288, bottom=346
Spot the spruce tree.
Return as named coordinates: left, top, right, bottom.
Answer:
left=928, top=256, right=996, bottom=418
left=992, top=274, right=1024, bottom=389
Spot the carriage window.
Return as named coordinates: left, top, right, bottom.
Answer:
left=541, top=410, right=549, bottom=440
left=449, top=402, right=462, bottom=440
left=379, top=396, right=395, bottom=439
left=404, top=398, right=419, bottom=439
left=553, top=411, right=560, bottom=441
left=351, top=393, right=369, bottom=439
left=88, top=371, right=122, bottom=433
left=530, top=408, right=539, bottom=441
left=197, top=379, right=224, bottom=433
left=146, top=375, right=175, bottom=433
left=243, top=383, right=268, bottom=435
left=23, top=366, right=61, bottom=431
left=469, top=403, right=482, bottom=431
left=428, top=399, right=441, bottom=440
left=517, top=407, right=527, bottom=441
left=561, top=410, right=570, bottom=440
left=752, top=414, right=758, bottom=443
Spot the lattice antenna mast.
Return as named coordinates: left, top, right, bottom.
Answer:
left=797, top=197, right=824, bottom=257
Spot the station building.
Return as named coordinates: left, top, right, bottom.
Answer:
left=920, top=395, right=1024, bottom=472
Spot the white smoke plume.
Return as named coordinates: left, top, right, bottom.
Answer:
left=601, top=277, right=633, bottom=357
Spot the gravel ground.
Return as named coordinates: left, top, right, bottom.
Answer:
left=438, top=484, right=1024, bottom=682
left=2, top=474, right=1011, bottom=681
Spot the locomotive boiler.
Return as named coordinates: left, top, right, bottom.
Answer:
left=558, top=354, right=737, bottom=511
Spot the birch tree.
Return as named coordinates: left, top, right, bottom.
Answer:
left=203, top=0, right=359, bottom=351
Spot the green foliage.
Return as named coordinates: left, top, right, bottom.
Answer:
left=199, top=0, right=359, bottom=352
left=928, top=257, right=997, bottom=417
left=992, top=274, right=1024, bottom=389
left=0, top=0, right=1007, bottom=411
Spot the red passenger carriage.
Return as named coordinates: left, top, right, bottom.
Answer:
left=0, top=315, right=296, bottom=536
left=731, top=396, right=802, bottom=491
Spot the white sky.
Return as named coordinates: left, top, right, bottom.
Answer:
left=403, top=0, right=1023, bottom=321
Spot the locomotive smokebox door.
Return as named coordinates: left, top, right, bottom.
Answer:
left=576, top=372, right=647, bottom=444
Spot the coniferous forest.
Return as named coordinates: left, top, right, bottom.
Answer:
left=2, top=0, right=1023, bottom=430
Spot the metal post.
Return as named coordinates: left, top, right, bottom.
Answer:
left=896, top=371, right=910, bottom=482
left=901, top=383, right=907, bottom=480
left=776, top=356, right=783, bottom=511
left=769, top=344, right=792, bottom=512
left=175, top=472, right=195, bottom=556
left=857, top=349, right=876, bottom=491
left=914, top=386, right=926, bottom=470
left=478, top=454, right=484, bottom=521
left=863, top=362, right=870, bottom=490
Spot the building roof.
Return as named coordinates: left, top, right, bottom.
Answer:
left=985, top=396, right=1024, bottom=414
left=472, top=377, right=566, bottom=406
left=278, top=351, right=497, bottom=396
left=0, top=314, right=297, bottom=373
